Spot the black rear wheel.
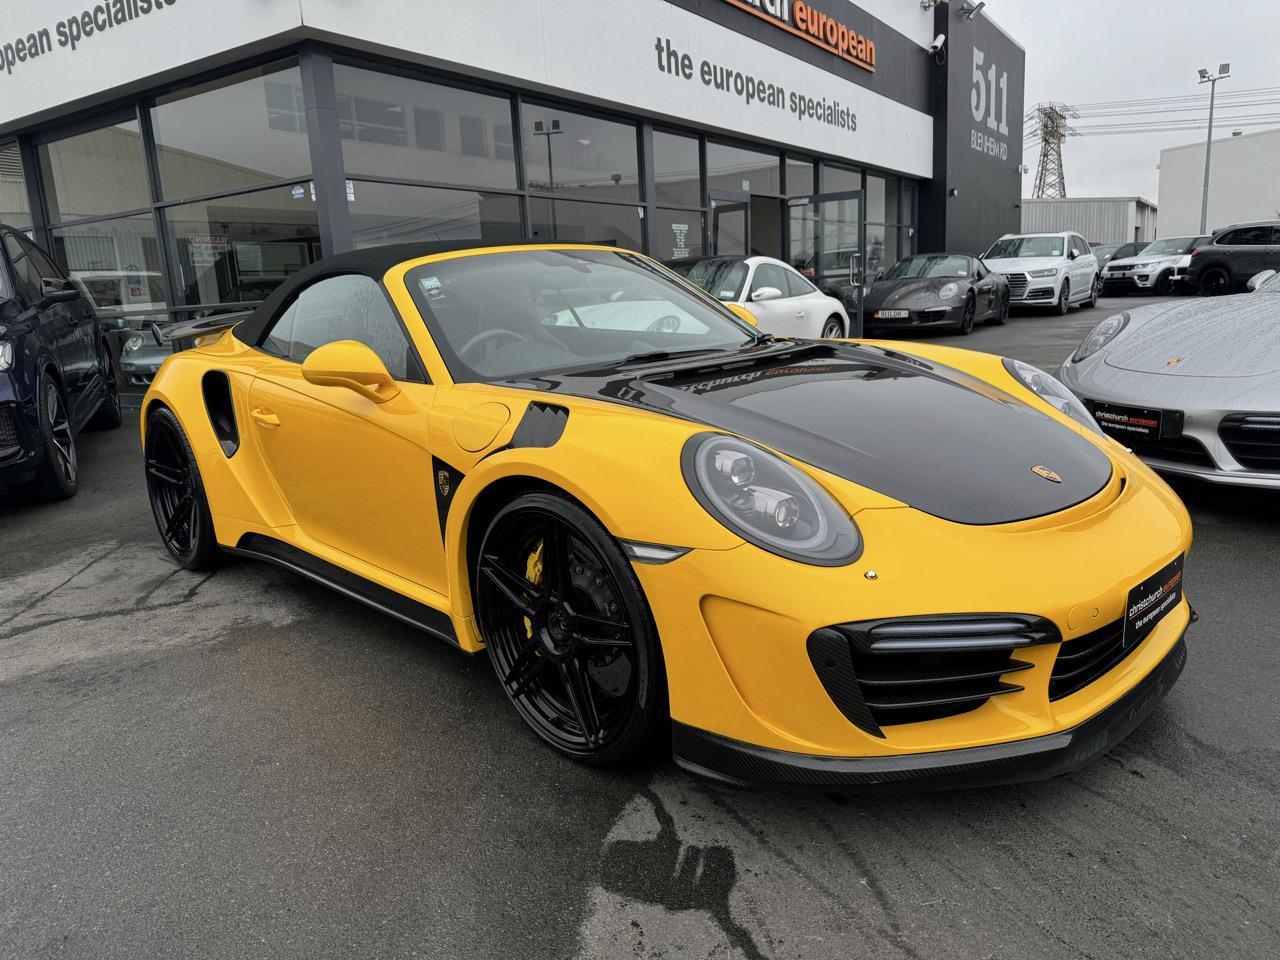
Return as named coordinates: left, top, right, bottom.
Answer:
left=86, top=342, right=123, bottom=431
left=144, top=406, right=220, bottom=570
left=1055, top=280, right=1071, bottom=315
left=956, top=295, right=976, bottom=335
left=985, top=290, right=1009, bottom=326
left=475, top=492, right=666, bottom=764
left=1200, top=267, right=1231, bottom=296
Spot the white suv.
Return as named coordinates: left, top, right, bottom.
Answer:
left=982, top=232, right=1100, bottom=314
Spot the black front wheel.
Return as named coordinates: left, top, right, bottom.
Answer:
left=956, top=295, right=976, bottom=335
left=1154, top=271, right=1173, bottom=296
left=23, top=371, right=78, bottom=502
left=985, top=290, right=1009, bottom=326
left=475, top=492, right=666, bottom=764
left=144, top=406, right=220, bottom=570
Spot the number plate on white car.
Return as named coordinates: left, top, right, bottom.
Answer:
left=874, top=309, right=909, bottom=319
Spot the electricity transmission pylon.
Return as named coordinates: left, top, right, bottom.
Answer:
left=1031, top=102, right=1078, bottom=199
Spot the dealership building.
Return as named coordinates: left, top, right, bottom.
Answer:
left=0, top=0, right=1024, bottom=339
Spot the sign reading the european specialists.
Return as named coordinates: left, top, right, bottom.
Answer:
left=1, top=0, right=178, bottom=79
left=719, top=0, right=876, bottom=73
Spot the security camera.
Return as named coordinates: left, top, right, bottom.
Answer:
left=928, top=34, right=946, bottom=55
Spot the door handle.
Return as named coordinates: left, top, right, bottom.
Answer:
left=251, top=407, right=281, bottom=428
left=795, top=310, right=806, bottom=319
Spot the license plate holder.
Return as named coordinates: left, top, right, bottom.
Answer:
left=875, top=309, right=909, bottom=319
left=1088, top=402, right=1183, bottom=441
left=1124, top=554, right=1184, bottom=649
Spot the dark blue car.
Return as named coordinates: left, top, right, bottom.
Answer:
left=1, top=225, right=121, bottom=501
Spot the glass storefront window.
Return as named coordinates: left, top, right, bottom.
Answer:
left=528, top=198, right=642, bottom=250
left=822, top=164, right=861, bottom=195
left=1, top=142, right=31, bottom=230
left=38, top=120, right=150, bottom=222
left=785, top=157, right=815, bottom=197
left=522, top=104, right=639, bottom=201
left=652, top=208, right=704, bottom=261
left=653, top=131, right=701, bottom=207
left=706, top=142, right=780, bottom=195
left=163, top=183, right=322, bottom=306
left=334, top=65, right=517, bottom=190
left=51, top=215, right=168, bottom=328
left=347, top=181, right=522, bottom=248
left=867, top=175, right=899, bottom=226
left=867, top=225, right=899, bottom=278
left=151, top=60, right=313, bottom=200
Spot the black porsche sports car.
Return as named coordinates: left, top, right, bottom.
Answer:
left=0, top=225, right=121, bottom=500
left=863, top=254, right=1010, bottom=336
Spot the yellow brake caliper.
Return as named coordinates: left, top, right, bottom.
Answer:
left=524, top=540, right=544, bottom=639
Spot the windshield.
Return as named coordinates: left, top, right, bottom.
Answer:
left=667, top=257, right=748, bottom=301
left=984, top=236, right=1064, bottom=259
left=1140, top=237, right=1201, bottom=256
left=407, top=249, right=757, bottom=382
left=1092, top=244, right=1120, bottom=260
left=882, top=255, right=970, bottom=280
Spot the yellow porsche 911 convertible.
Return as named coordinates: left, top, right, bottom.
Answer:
left=141, top=241, right=1192, bottom=790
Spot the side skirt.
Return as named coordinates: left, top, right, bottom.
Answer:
left=229, top=533, right=460, bottom=647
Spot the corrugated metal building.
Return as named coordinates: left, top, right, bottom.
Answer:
left=1158, top=127, right=1280, bottom=235
left=1020, top=197, right=1158, bottom=244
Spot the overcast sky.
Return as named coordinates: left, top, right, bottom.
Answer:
left=984, top=0, right=1280, bottom=200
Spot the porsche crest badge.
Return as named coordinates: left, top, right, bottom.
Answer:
left=1031, top=465, right=1063, bottom=483
left=437, top=469, right=452, bottom=498
left=1167, top=356, right=1184, bottom=367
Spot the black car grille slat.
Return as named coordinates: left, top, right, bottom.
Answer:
left=1126, top=435, right=1216, bottom=468
left=1049, top=617, right=1137, bottom=700
left=1219, top=414, right=1280, bottom=472
left=0, top=405, right=19, bottom=460
left=808, top=615, right=1059, bottom=734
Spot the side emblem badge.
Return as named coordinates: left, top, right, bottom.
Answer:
left=1167, top=356, right=1184, bottom=366
left=1032, top=465, right=1063, bottom=483
left=437, top=469, right=452, bottom=498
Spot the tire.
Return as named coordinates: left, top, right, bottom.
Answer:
left=1055, top=279, right=1071, bottom=315
left=144, top=406, right=220, bottom=571
left=1200, top=267, right=1231, bottom=297
left=820, top=315, right=844, bottom=339
left=956, top=294, right=976, bottom=335
left=1154, top=271, right=1173, bottom=296
left=22, top=370, right=78, bottom=502
left=1082, top=274, right=1101, bottom=309
left=85, top=342, right=123, bottom=431
left=474, top=491, right=667, bottom=765
left=985, top=290, right=1009, bottom=326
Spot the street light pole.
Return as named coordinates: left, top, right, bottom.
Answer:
left=1197, top=63, right=1231, bottom=235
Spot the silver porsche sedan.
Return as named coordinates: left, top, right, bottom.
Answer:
left=1059, top=269, right=1280, bottom=488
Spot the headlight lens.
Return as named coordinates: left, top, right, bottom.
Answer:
left=682, top=433, right=861, bottom=565
left=1131, top=261, right=1152, bottom=270
left=1003, top=358, right=1103, bottom=435
left=1072, top=312, right=1128, bottom=363
left=937, top=282, right=959, bottom=300
left=1028, top=268, right=1059, bottom=278
left=0, top=340, right=11, bottom=372
left=124, top=334, right=145, bottom=352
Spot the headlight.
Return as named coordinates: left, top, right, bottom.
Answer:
left=1072, top=312, right=1128, bottom=363
left=1131, top=261, right=1152, bottom=270
left=0, top=340, right=11, bottom=372
left=937, top=282, right=959, bottom=300
left=124, top=334, right=145, bottom=352
left=1028, top=268, right=1059, bottom=279
left=682, top=433, right=861, bottom=565
left=1003, top=358, right=1102, bottom=435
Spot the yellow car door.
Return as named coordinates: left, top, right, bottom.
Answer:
left=243, top=274, right=447, bottom=599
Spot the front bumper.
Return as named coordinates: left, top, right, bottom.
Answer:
left=0, top=375, right=38, bottom=486
left=865, top=305, right=961, bottom=330
left=673, top=631, right=1187, bottom=791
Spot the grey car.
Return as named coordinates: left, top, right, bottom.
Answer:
left=1059, top=269, right=1280, bottom=488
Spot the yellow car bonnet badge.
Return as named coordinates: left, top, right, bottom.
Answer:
left=1032, top=465, right=1063, bottom=483
left=1167, top=356, right=1184, bottom=366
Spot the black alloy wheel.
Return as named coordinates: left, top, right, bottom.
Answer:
left=820, top=316, right=845, bottom=339
left=986, top=290, right=1009, bottom=326
left=1056, top=279, right=1071, bottom=315
left=476, top=492, right=666, bottom=764
left=25, top=371, right=78, bottom=501
left=1200, top=267, right=1231, bottom=296
left=1155, top=271, right=1173, bottom=296
left=144, top=407, right=220, bottom=570
left=956, top=294, right=976, bottom=335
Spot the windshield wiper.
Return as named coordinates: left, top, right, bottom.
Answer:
left=613, top=347, right=729, bottom=367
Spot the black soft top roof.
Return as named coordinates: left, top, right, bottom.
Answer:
left=234, top=239, right=550, bottom=346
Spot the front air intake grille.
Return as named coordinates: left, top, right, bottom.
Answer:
left=1004, top=273, right=1029, bottom=298
left=1049, top=616, right=1134, bottom=701
left=1218, top=414, right=1280, bottom=472
left=1127, top=435, right=1216, bottom=468
left=808, top=615, right=1058, bottom=736
left=0, top=404, right=19, bottom=460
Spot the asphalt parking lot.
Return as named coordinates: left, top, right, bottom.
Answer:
left=3, top=293, right=1278, bottom=960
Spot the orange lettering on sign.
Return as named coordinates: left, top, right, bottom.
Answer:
left=722, top=0, right=876, bottom=74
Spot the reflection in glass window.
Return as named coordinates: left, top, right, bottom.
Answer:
left=522, top=104, right=639, bottom=200
left=38, top=121, right=149, bottom=222
left=653, top=131, right=701, bottom=207
left=867, top=225, right=898, bottom=278
left=785, top=157, right=815, bottom=197
left=51, top=215, right=168, bottom=325
left=528, top=198, right=643, bottom=250
left=347, top=181, right=522, bottom=248
left=152, top=61, right=312, bottom=200
left=0, top=142, right=31, bottom=230
left=653, top=208, right=704, bottom=261
left=334, top=65, right=517, bottom=189
left=706, top=143, right=780, bottom=195
left=867, top=175, right=899, bottom=225
left=822, top=164, right=861, bottom=194
left=164, top=184, right=321, bottom=306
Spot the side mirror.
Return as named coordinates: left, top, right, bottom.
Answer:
left=751, top=286, right=782, bottom=302
left=1068, top=249, right=1080, bottom=261
left=1247, top=270, right=1276, bottom=291
left=38, top=276, right=80, bottom=306
left=302, top=340, right=400, bottom=403
left=726, top=303, right=759, bottom=326
left=874, top=270, right=884, bottom=282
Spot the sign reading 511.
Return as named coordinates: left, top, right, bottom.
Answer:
left=969, top=47, right=1010, bottom=160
